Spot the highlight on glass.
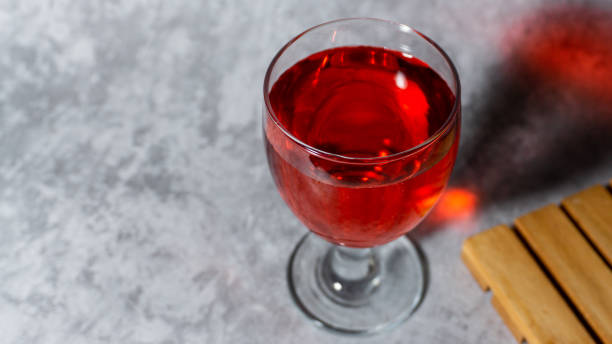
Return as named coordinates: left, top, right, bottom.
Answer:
left=263, top=18, right=460, bottom=334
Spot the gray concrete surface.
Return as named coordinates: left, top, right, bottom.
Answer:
left=1, top=0, right=611, bottom=343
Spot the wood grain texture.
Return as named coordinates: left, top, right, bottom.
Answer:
left=462, top=225, right=593, bottom=344
left=562, top=185, right=612, bottom=265
left=515, top=205, right=612, bottom=344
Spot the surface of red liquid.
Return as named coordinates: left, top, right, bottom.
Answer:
left=265, top=46, right=459, bottom=247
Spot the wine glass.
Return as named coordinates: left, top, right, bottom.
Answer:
left=263, top=18, right=460, bottom=335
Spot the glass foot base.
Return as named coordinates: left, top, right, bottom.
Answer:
left=288, top=233, right=425, bottom=335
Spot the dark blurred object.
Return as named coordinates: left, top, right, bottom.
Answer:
left=455, top=5, right=612, bottom=206
left=508, top=6, right=612, bottom=109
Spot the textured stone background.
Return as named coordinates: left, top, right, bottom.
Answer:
left=1, top=0, right=611, bottom=343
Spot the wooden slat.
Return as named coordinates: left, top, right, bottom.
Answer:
left=462, top=225, right=593, bottom=344
left=562, top=185, right=612, bottom=265
left=515, top=205, right=612, bottom=344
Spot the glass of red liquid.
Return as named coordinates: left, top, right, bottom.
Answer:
left=263, top=18, right=460, bottom=334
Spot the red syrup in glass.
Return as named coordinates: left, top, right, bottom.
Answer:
left=265, top=46, right=459, bottom=247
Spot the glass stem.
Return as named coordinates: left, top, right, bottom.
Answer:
left=318, top=245, right=381, bottom=306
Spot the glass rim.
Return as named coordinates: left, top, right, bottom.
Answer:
left=263, top=17, right=461, bottom=163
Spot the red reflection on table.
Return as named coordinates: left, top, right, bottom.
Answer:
left=430, top=188, right=478, bottom=222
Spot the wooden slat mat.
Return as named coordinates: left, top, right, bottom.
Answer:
left=462, top=180, right=612, bottom=344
